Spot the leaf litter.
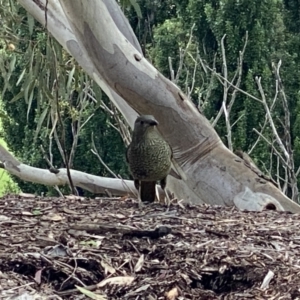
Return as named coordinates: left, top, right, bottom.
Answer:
left=0, top=194, right=299, bottom=299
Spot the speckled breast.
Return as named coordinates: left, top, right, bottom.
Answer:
left=127, top=138, right=172, bottom=181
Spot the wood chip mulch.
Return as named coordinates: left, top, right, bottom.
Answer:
left=0, top=194, right=300, bottom=299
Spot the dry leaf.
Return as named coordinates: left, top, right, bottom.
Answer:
left=97, top=276, right=135, bottom=287
left=0, top=215, right=10, bottom=221
left=65, top=195, right=85, bottom=200
left=108, top=213, right=126, bottom=219
left=19, top=193, right=36, bottom=198
left=47, top=213, right=63, bottom=221
left=180, top=273, right=192, bottom=284
left=134, top=254, right=144, bottom=272
left=34, top=268, right=43, bottom=284
left=63, top=207, right=79, bottom=214
left=260, top=270, right=274, bottom=289
left=22, top=211, right=33, bottom=216
left=165, top=287, right=179, bottom=300
left=101, top=260, right=116, bottom=275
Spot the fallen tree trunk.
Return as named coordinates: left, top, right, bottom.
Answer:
left=0, top=145, right=137, bottom=197
left=11, top=0, right=300, bottom=212
left=0, top=136, right=295, bottom=212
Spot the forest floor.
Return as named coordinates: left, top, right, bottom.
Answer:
left=0, top=194, right=300, bottom=300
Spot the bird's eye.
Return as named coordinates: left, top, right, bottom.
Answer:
left=140, top=121, right=144, bottom=125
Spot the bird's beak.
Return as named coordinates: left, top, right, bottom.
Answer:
left=149, top=119, right=158, bottom=126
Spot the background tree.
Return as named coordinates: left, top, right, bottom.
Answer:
left=0, top=0, right=299, bottom=212
left=0, top=2, right=128, bottom=195
left=125, top=0, right=300, bottom=200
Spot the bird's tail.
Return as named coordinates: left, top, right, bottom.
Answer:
left=140, top=181, right=156, bottom=203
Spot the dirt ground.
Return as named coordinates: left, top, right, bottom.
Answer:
left=0, top=194, right=300, bottom=299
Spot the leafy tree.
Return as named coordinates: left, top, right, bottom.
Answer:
left=0, top=4, right=128, bottom=195
left=121, top=0, right=300, bottom=199
left=126, top=0, right=300, bottom=194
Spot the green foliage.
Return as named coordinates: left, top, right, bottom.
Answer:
left=0, top=3, right=128, bottom=196
left=120, top=0, right=142, bottom=18
left=1, top=0, right=300, bottom=198
left=125, top=0, right=300, bottom=196
left=0, top=117, right=20, bottom=196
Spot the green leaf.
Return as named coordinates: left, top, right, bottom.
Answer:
left=21, top=73, right=33, bottom=101
left=9, top=90, right=25, bottom=103
left=0, top=112, right=8, bottom=120
left=42, top=86, right=54, bottom=101
left=79, top=240, right=98, bottom=246
left=92, top=81, right=102, bottom=103
left=27, top=85, right=35, bottom=121
left=32, top=52, right=42, bottom=78
left=9, top=55, right=16, bottom=74
left=1, top=55, right=16, bottom=97
left=24, top=79, right=34, bottom=104
left=16, top=68, right=26, bottom=86
left=53, top=40, right=63, bottom=62
left=75, top=286, right=107, bottom=300
left=34, top=105, right=49, bottom=142
left=32, top=209, right=41, bottom=215
left=27, top=12, right=35, bottom=36
left=129, top=0, right=142, bottom=19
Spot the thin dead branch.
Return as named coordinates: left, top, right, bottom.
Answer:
left=91, top=133, right=118, bottom=178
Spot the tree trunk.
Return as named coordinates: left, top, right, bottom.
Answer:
left=11, top=0, right=300, bottom=212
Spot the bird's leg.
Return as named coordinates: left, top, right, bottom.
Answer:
left=160, top=177, right=167, bottom=190
left=160, top=177, right=170, bottom=207
left=134, top=179, right=144, bottom=208
left=134, top=179, right=140, bottom=191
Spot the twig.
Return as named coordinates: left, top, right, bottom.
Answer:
left=248, top=79, right=279, bottom=155
left=50, top=40, right=77, bottom=195
left=90, top=132, right=118, bottom=178
left=252, top=128, right=286, bottom=165
left=205, top=65, right=263, bottom=103
left=174, top=23, right=195, bottom=84
left=255, top=76, right=289, bottom=160
left=168, top=57, right=175, bottom=82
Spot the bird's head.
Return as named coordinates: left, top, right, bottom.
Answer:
left=133, top=115, right=158, bottom=136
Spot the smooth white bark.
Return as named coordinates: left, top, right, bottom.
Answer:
left=0, top=145, right=136, bottom=196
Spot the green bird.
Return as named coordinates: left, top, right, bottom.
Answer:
left=126, top=115, right=172, bottom=202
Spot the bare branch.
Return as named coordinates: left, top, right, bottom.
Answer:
left=187, top=49, right=198, bottom=100
left=209, top=33, right=248, bottom=150
left=174, top=23, right=195, bottom=84
left=273, top=61, right=298, bottom=201
left=255, top=76, right=289, bottom=160
left=248, top=79, right=279, bottom=155
left=90, top=132, right=118, bottom=178
left=168, top=57, right=175, bottom=82
left=205, top=65, right=263, bottom=103
left=40, top=145, right=63, bottom=196
left=252, top=128, right=286, bottom=165
left=228, top=31, right=248, bottom=113
left=199, top=53, right=216, bottom=111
